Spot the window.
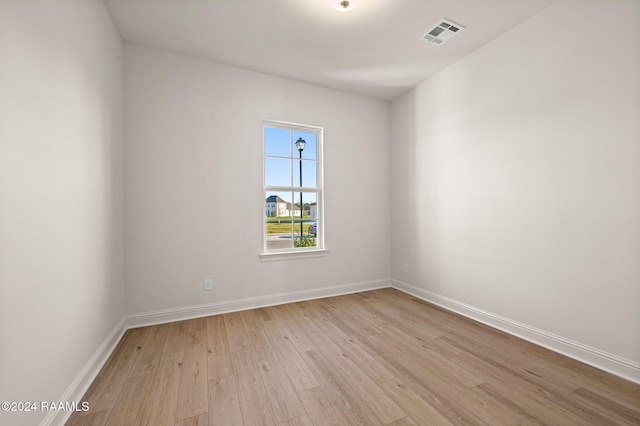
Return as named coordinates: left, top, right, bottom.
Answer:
left=263, top=121, right=323, bottom=254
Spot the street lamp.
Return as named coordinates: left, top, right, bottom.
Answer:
left=295, top=137, right=306, bottom=239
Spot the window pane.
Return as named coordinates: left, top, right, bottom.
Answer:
left=292, top=159, right=316, bottom=188
left=264, top=127, right=291, bottom=157
left=264, top=157, right=291, bottom=186
left=265, top=191, right=294, bottom=250
left=293, top=131, right=317, bottom=160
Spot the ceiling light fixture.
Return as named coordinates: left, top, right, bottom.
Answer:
left=326, top=0, right=360, bottom=12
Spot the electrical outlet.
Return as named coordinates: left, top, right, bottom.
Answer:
left=204, top=279, right=213, bottom=290
left=402, top=263, right=408, bottom=273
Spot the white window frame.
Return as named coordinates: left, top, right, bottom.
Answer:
left=261, top=120, right=326, bottom=259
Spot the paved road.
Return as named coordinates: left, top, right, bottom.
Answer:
left=266, top=233, right=294, bottom=250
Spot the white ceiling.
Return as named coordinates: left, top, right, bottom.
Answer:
left=103, top=0, right=555, bottom=101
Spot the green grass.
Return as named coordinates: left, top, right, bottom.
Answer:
left=266, top=215, right=312, bottom=223
left=267, top=223, right=297, bottom=233
left=266, top=217, right=314, bottom=234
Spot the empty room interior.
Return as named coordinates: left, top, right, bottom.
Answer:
left=1, top=0, right=639, bottom=425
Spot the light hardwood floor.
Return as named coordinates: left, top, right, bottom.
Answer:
left=67, top=288, right=640, bottom=425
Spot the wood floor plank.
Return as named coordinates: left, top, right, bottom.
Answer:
left=301, top=349, right=385, bottom=426
left=567, top=386, right=640, bottom=426
left=387, top=416, right=420, bottom=426
left=464, top=386, right=523, bottom=426
left=67, top=409, right=111, bottom=426
left=449, top=351, right=579, bottom=397
left=206, top=314, right=233, bottom=380
left=391, top=340, right=484, bottom=389
left=224, top=312, right=249, bottom=353
left=306, top=331, right=406, bottom=424
left=529, top=354, right=640, bottom=410
left=66, top=415, right=85, bottom=426
left=448, top=326, right=541, bottom=365
left=314, top=317, right=394, bottom=384
left=411, top=306, right=537, bottom=365
left=240, top=308, right=261, bottom=333
left=313, top=304, right=388, bottom=356
left=387, top=331, right=466, bottom=360
left=351, top=295, right=459, bottom=362
left=262, top=316, right=320, bottom=392
left=254, top=306, right=274, bottom=322
left=411, top=301, right=513, bottom=342
left=298, top=386, right=349, bottom=426
left=265, top=305, right=317, bottom=353
left=278, top=414, right=314, bottom=426
left=163, top=320, right=189, bottom=352
left=379, top=378, right=453, bottom=426
left=85, top=410, right=111, bottom=426
left=208, top=376, right=243, bottom=426
left=145, top=349, right=185, bottom=426
left=322, top=296, right=385, bottom=337
left=475, top=381, right=592, bottom=425
left=292, top=297, right=329, bottom=317
left=328, top=296, right=444, bottom=357
left=408, top=361, right=518, bottom=426
left=314, top=298, right=378, bottom=337
left=176, top=318, right=209, bottom=421
left=438, top=331, right=535, bottom=374
left=386, top=348, right=520, bottom=426
left=175, top=413, right=208, bottom=426
left=263, top=305, right=293, bottom=327
left=106, top=372, right=155, bottom=425
left=231, top=349, right=277, bottom=425
left=357, top=292, right=446, bottom=340
left=248, top=329, right=306, bottom=422
left=287, top=302, right=323, bottom=334
left=129, top=324, right=171, bottom=378
left=377, top=351, right=490, bottom=425
left=473, top=382, right=548, bottom=425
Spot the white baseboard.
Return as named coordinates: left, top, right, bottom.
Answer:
left=41, top=317, right=127, bottom=426
left=392, top=279, right=640, bottom=385
left=125, top=279, right=391, bottom=329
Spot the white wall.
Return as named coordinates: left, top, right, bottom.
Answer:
left=3, top=2, right=637, bottom=421
left=391, top=0, right=640, bottom=367
left=124, top=44, right=390, bottom=315
left=0, top=1, right=124, bottom=424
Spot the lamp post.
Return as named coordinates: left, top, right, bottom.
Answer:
left=295, top=137, right=306, bottom=239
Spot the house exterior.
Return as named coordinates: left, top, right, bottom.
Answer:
left=266, top=196, right=301, bottom=217
left=265, top=195, right=287, bottom=217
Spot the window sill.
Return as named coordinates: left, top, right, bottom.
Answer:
left=259, top=248, right=329, bottom=262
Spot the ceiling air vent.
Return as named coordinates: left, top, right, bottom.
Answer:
left=421, top=18, right=465, bottom=46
